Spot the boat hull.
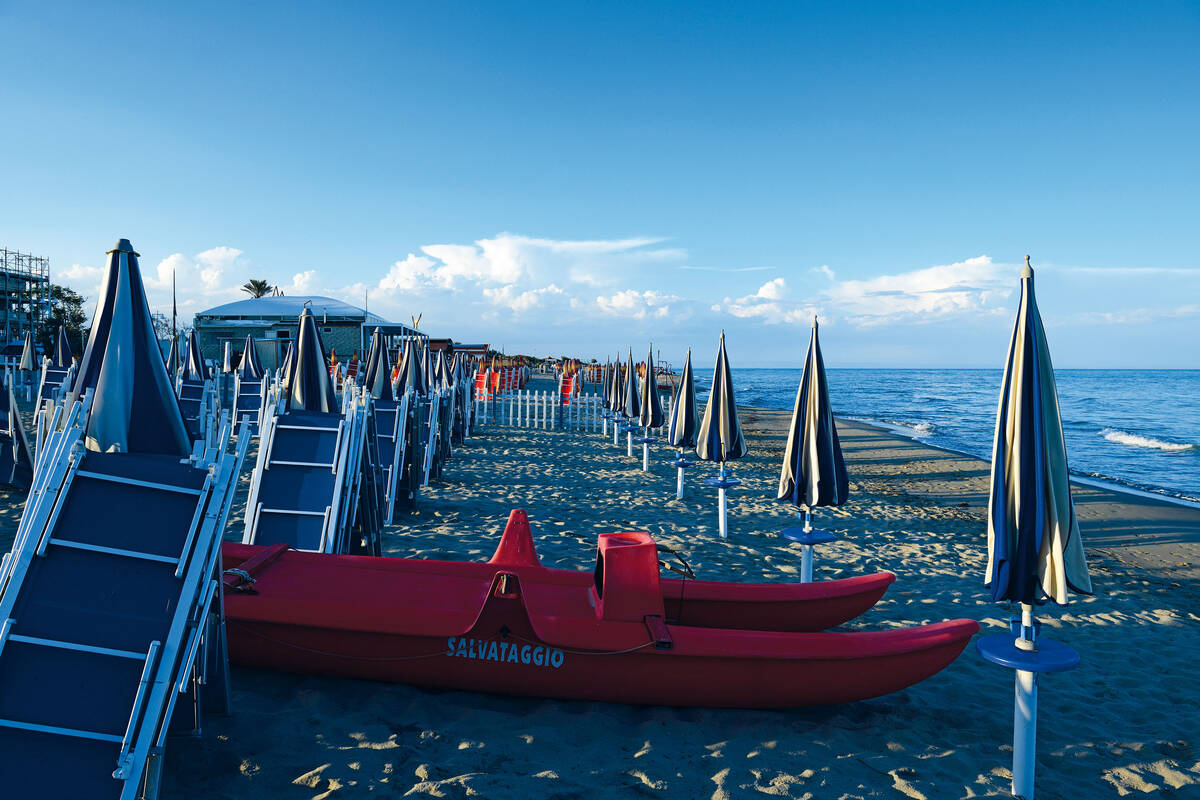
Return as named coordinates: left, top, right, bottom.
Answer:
left=222, top=545, right=977, bottom=708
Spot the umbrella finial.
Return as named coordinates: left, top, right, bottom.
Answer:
left=1022, top=255, right=1033, bottom=279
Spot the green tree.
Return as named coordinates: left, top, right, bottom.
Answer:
left=40, top=284, right=88, bottom=354
left=241, top=279, right=274, bottom=298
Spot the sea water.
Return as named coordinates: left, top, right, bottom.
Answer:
left=688, top=369, right=1200, bottom=504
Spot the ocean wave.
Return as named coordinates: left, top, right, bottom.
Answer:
left=1100, top=429, right=1196, bottom=452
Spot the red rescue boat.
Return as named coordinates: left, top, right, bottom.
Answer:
left=222, top=511, right=977, bottom=708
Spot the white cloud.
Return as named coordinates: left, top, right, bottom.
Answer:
left=824, top=255, right=1011, bottom=326
left=595, top=289, right=680, bottom=319
left=712, top=278, right=817, bottom=325
left=1056, top=304, right=1200, bottom=325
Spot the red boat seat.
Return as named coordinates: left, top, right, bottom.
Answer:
left=488, top=509, right=541, bottom=567
left=591, top=532, right=665, bottom=623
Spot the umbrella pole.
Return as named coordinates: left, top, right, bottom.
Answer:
left=676, top=450, right=685, bottom=500
left=1013, top=602, right=1039, bottom=799
left=627, top=429, right=634, bottom=459
left=642, top=427, right=650, bottom=471
left=613, top=417, right=621, bottom=446
left=718, top=463, right=728, bottom=539
left=801, top=510, right=814, bottom=583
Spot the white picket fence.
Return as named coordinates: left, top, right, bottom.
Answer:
left=474, top=389, right=673, bottom=434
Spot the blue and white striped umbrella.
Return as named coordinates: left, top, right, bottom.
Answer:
left=986, top=258, right=1092, bottom=605
left=667, top=349, right=697, bottom=449
left=164, top=336, right=180, bottom=379
left=239, top=334, right=265, bottom=379
left=696, top=331, right=745, bottom=463
left=778, top=318, right=848, bottom=510
left=53, top=325, right=74, bottom=368
left=69, top=239, right=191, bottom=457
left=980, top=256, right=1093, bottom=800
left=182, top=329, right=208, bottom=381
left=363, top=327, right=395, bottom=401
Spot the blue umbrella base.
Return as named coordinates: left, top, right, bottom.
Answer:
left=976, top=634, right=1080, bottom=673
left=704, top=476, right=742, bottom=489
left=780, top=528, right=836, bottom=546
left=668, top=458, right=693, bottom=468
left=636, top=436, right=657, bottom=444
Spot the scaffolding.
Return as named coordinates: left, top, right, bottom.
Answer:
left=0, top=247, right=51, bottom=346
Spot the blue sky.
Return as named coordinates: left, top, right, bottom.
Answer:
left=2, top=1, right=1197, bottom=367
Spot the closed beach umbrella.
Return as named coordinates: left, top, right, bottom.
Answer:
left=53, top=325, right=73, bottom=368
left=239, top=334, right=264, bottom=379
left=609, top=357, right=625, bottom=446
left=777, top=318, right=849, bottom=581
left=420, top=344, right=434, bottom=392
left=363, top=327, right=395, bottom=401
left=68, top=238, right=190, bottom=457
left=279, top=341, right=295, bottom=381
left=435, top=349, right=450, bottom=391
left=622, top=348, right=640, bottom=458
left=182, top=329, right=208, bottom=381
left=978, top=257, right=1092, bottom=800
left=667, top=348, right=698, bottom=499
left=221, top=342, right=233, bottom=374
left=18, top=330, right=36, bottom=374
left=164, top=336, right=181, bottom=380
left=636, top=344, right=664, bottom=471
left=696, top=331, right=745, bottom=538
left=284, top=307, right=338, bottom=413
left=395, top=339, right=427, bottom=397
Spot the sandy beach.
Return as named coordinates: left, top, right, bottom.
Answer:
left=2, top=385, right=1196, bottom=798
left=0, top=378, right=1118, bottom=797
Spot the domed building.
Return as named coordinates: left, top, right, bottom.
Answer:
left=193, top=295, right=421, bottom=370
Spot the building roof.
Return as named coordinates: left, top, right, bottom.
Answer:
left=194, top=295, right=388, bottom=325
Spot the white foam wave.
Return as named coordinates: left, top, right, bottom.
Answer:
left=1101, top=429, right=1196, bottom=452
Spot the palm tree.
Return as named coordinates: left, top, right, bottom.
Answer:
left=241, top=279, right=274, bottom=298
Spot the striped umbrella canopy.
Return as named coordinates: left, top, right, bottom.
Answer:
left=284, top=307, right=338, bottom=413
left=987, top=258, right=1092, bottom=605
left=778, top=319, right=849, bottom=510
left=181, top=329, right=208, bottom=381
left=696, top=332, right=746, bottom=463
left=164, top=335, right=181, bottom=379
left=279, top=341, right=295, bottom=379
left=221, top=341, right=233, bottom=373
left=622, top=348, right=640, bottom=420
left=53, top=325, right=73, bottom=368
left=18, top=330, right=36, bottom=372
left=420, top=343, right=434, bottom=391
left=67, top=239, right=190, bottom=457
left=667, top=349, right=698, bottom=448
left=395, top=339, right=427, bottom=396
left=639, top=344, right=664, bottom=429
left=434, top=349, right=450, bottom=390
left=607, top=358, right=622, bottom=413
left=363, top=327, right=395, bottom=401
left=239, top=334, right=265, bottom=379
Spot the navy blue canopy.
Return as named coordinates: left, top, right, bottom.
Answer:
left=53, top=325, right=74, bottom=368
left=667, top=349, right=698, bottom=448
left=395, top=339, right=426, bottom=396
left=778, top=319, right=849, bottom=510
left=696, top=332, right=746, bottom=463
left=284, top=307, right=338, bottom=413
left=622, top=348, right=640, bottom=420
left=181, top=329, right=208, bottom=381
left=164, top=336, right=180, bottom=379
left=639, top=344, right=664, bottom=429
left=69, top=239, right=191, bottom=456
left=221, top=341, right=233, bottom=373
left=238, top=334, right=265, bottom=379
left=363, top=327, right=395, bottom=401
left=986, top=259, right=1092, bottom=605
